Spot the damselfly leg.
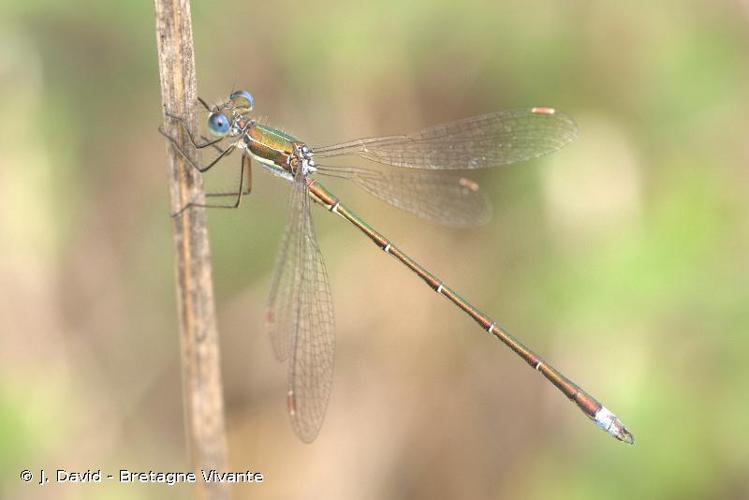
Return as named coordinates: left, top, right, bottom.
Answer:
left=160, top=112, right=253, bottom=216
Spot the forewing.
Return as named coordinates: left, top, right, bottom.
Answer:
left=313, top=108, right=577, bottom=170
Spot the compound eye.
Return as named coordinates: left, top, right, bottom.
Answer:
left=207, top=112, right=230, bottom=137
left=229, top=90, right=255, bottom=112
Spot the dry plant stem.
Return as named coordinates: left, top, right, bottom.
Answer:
left=153, top=1, right=229, bottom=498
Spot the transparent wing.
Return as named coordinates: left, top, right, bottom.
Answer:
left=313, top=108, right=577, bottom=170
left=266, top=177, right=335, bottom=442
left=316, top=165, right=491, bottom=226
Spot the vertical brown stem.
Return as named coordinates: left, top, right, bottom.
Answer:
left=153, top=1, right=230, bottom=498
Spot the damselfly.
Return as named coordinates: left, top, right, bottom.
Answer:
left=160, top=90, right=634, bottom=445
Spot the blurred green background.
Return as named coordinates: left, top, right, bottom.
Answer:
left=1, top=0, right=748, bottom=498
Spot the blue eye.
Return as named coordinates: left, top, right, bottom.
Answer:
left=207, top=112, right=230, bottom=136
left=230, top=90, right=255, bottom=111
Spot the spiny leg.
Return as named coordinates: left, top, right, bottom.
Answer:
left=202, top=135, right=226, bottom=155
left=171, top=155, right=252, bottom=217
left=162, top=112, right=224, bottom=150
left=197, top=96, right=213, bottom=112
left=160, top=113, right=238, bottom=216
left=205, top=154, right=253, bottom=200
left=159, top=124, right=236, bottom=174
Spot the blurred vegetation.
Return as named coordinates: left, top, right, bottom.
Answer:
left=1, top=0, right=748, bottom=499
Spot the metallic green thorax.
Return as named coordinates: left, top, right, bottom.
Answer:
left=244, top=122, right=300, bottom=169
